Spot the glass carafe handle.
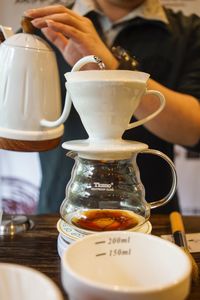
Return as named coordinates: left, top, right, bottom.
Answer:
left=140, top=149, right=177, bottom=209
left=127, top=90, right=165, bottom=129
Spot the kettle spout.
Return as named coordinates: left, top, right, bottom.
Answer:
left=0, top=25, right=14, bottom=41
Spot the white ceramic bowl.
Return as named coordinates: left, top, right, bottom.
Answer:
left=61, top=231, right=191, bottom=300
left=0, top=263, right=63, bottom=300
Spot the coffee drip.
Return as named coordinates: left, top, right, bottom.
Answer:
left=59, top=55, right=177, bottom=235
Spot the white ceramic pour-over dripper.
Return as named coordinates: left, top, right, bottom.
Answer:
left=64, top=58, right=165, bottom=142
left=42, top=55, right=166, bottom=138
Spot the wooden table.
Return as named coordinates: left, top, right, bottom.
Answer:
left=0, top=214, right=199, bottom=299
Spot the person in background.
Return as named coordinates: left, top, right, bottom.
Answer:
left=25, top=0, right=200, bottom=214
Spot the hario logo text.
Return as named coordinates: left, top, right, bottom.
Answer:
left=91, top=182, right=114, bottom=191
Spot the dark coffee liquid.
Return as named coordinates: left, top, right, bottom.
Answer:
left=71, top=209, right=139, bottom=231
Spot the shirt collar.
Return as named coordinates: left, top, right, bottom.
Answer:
left=72, top=0, right=169, bottom=25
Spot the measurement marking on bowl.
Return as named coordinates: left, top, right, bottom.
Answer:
left=95, top=248, right=132, bottom=257
left=96, top=252, right=106, bottom=257
left=95, top=240, right=106, bottom=245
left=108, top=236, right=131, bottom=244
left=109, top=248, right=132, bottom=256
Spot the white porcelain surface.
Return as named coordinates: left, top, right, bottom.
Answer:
left=65, top=69, right=165, bottom=140
left=61, top=231, right=191, bottom=300
left=62, top=139, right=148, bottom=159
left=0, top=263, right=63, bottom=300
left=3, top=33, right=52, bottom=50
left=65, top=70, right=150, bottom=82
left=0, top=33, right=63, bottom=140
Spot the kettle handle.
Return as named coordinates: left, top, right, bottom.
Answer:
left=127, top=90, right=165, bottom=129
left=40, top=55, right=104, bottom=128
left=140, top=149, right=177, bottom=209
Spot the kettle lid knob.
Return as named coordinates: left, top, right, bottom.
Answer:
left=21, top=16, right=36, bottom=34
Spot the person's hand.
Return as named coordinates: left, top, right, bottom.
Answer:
left=25, top=5, right=118, bottom=69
